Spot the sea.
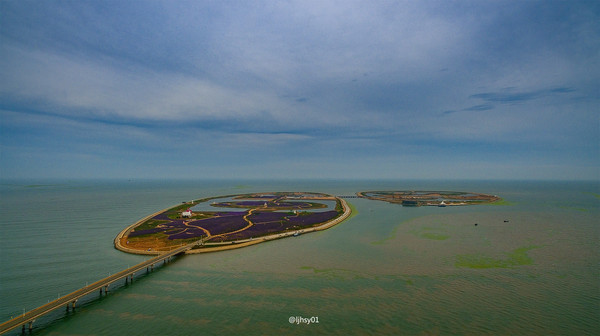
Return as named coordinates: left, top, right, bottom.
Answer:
left=0, top=179, right=598, bottom=335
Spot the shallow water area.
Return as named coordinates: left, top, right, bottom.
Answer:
left=1, top=179, right=598, bottom=335
left=190, top=195, right=338, bottom=213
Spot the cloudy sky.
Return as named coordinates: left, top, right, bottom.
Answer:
left=1, top=0, right=598, bottom=180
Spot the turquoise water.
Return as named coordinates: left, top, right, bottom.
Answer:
left=1, top=179, right=598, bottom=335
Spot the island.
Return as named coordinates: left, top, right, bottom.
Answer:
left=357, top=190, right=501, bottom=206
left=115, top=192, right=351, bottom=255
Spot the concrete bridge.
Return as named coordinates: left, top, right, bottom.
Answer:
left=0, top=240, right=203, bottom=335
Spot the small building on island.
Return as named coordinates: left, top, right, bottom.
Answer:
left=181, top=209, right=193, bottom=218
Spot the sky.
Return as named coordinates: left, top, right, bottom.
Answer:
left=1, top=0, right=598, bottom=180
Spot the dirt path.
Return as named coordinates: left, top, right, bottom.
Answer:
left=187, top=198, right=351, bottom=254
left=184, top=220, right=212, bottom=237
left=208, top=209, right=255, bottom=241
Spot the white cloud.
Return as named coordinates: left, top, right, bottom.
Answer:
left=0, top=44, right=294, bottom=122
left=1, top=0, right=597, bottom=179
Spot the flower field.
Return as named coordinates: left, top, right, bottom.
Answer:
left=122, top=192, right=345, bottom=250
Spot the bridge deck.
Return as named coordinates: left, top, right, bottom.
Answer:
left=0, top=241, right=200, bottom=335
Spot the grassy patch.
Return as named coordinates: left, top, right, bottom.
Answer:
left=455, top=245, right=541, bottom=269
left=136, top=219, right=169, bottom=230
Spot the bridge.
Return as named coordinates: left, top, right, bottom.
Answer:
left=0, top=240, right=203, bottom=335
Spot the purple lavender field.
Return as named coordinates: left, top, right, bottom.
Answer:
left=124, top=192, right=343, bottom=247
left=193, top=215, right=248, bottom=236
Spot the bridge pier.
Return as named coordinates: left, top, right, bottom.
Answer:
left=20, top=322, right=33, bottom=333
left=66, top=300, right=77, bottom=312
left=100, top=284, right=109, bottom=295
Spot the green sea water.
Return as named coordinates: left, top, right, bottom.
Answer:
left=0, top=179, right=598, bottom=335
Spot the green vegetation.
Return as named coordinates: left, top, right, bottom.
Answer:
left=335, top=199, right=344, bottom=213
left=136, top=219, right=169, bottom=230
left=166, top=212, right=214, bottom=220
left=455, top=245, right=542, bottom=269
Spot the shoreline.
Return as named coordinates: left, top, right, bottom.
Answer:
left=114, top=198, right=352, bottom=255
left=114, top=206, right=176, bottom=255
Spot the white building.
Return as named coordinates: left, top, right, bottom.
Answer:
left=182, top=209, right=193, bottom=218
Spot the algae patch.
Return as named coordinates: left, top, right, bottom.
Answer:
left=346, top=201, right=359, bottom=220
left=584, top=192, right=600, bottom=200
left=419, top=232, right=450, bottom=240
left=455, top=245, right=541, bottom=269
left=412, top=226, right=450, bottom=241
left=490, top=198, right=515, bottom=206
left=371, top=224, right=401, bottom=245
left=372, top=221, right=450, bottom=245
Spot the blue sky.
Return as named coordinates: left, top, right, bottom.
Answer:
left=1, top=0, right=598, bottom=180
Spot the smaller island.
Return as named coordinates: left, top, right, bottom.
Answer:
left=357, top=190, right=500, bottom=207
left=115, top=192, right=351, bottom=255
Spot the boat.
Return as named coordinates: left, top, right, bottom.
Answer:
left=438, top=201, right=447, bottom=207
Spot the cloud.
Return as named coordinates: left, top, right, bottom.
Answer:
left=463, top=104, right=494, bottom=112
left=469, top=87, right=575, bottom=104
left=0, top=44, right=296, bottom=125
left=1, top=0, right=598, bottom=179
left=440, top=86, right=579, bottom=116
